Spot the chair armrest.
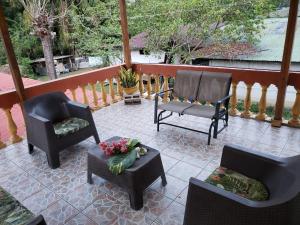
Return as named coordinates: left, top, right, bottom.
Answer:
left=26, top=113, right=55, bottom=141
left=221, top=145, right=284, bottom=179
left=26, top=215, right=46, bottom=225
left=66, top=101, right=91, bottom=120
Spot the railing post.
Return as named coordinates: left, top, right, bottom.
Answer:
left=119, top=0, right=132, bottom=68
left=91, top=83, right=101, bottom=110
left=0, top=131, right=6, bottom=149
left=272, top=0, right=299, bottom=127
left=80, top=85, right=89, bottom=106
left=4, top=107, right=22, bottom=144
left=163, top=76, right=169, bottom=103
left=70, top=88, right=77, bottom=102
left=255, top=85, right=268, bottom=121
left=138, top=73, right=144, bottom=95
left=288, top=89, right=300, bottom=127
left=229, top=82, right=240, bottom=116
left=145, top=75, right=152, bottom=99
left=241, top=84, right=253, bottom=118
left=109, top=79, right=117, bottom=103
left=100, top=81, right=109, bottom=107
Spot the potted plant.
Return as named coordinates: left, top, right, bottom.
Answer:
left=119, top=66, right=139, bottom=95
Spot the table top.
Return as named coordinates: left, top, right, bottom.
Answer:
left=88, top=136, right=160, bottom=172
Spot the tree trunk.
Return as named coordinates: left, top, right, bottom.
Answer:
left=40, top=35, right=57, bottom=80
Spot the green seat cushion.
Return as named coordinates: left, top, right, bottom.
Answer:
left=53, top=117, right=89, bottom=138
left=205, top=166, right=269, bottom=201
left=0, top=187, right=34, bottom=225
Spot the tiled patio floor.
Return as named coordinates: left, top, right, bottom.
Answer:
left=0, top=99, right=299, bottom=225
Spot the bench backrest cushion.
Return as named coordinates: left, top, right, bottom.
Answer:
left=197, top=72, right=232, bottom=103
left=174, top=70, right=202, bottom=100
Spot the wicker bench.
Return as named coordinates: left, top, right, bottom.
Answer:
left=154, top=70, right=232, bottom=145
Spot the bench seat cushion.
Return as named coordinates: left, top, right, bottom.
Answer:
left=53, top=117, right=89, bottom=137
left=158, top=101, right=192, bottom=114
left=205, top=166, right=269, bottom=201
left=183, top=104, right=216, bottom=118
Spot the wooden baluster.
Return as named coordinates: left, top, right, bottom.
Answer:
left=138, top=73, right=144, bottom=95
left=163, top=76, right=169, bottom=103
left=4, top=107, right=22, bottom=143
left=154, top=74, right=160, bottom=94
left=116, top=77, right=123, bottom=99
left=100, top=81, right=109, bottom=107
left=241, top=83, right=253, bottom=118
left=91, top=83, right=101, bottom=110
left=109, top=78, right=117, bottom=103
left=146, top=74, right=152, bottom=99
left=70, top=88, right=77, bottom=102
left=288, top=89, right=300, bottom=127
left=229, top=82, right=240, bottom=116
left=0, top=130, right=6, bottom=149
left=80, top=85, right=89, bottom=105
left=255, top=85, right=268, bottom=121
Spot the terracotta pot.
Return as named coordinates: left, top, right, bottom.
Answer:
left=123, top=86, right=138, bottom=95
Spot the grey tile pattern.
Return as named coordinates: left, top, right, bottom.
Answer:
left=0, top=99, right=297, bottom=225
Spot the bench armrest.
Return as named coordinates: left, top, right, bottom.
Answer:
left=216, top=95, right=231, bottom=105
left=155, top=88, right=173, bottom=98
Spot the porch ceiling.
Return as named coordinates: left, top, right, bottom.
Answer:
left=0, top=99, right=298, bottom=225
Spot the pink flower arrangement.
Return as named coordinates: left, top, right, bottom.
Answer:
left=99, top=138, right=129, bottom=156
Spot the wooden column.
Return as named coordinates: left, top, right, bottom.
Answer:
left=119, top=0, right=132, bottom=68
left=0, top=5, right=25, bottom=103
left=272, top=0, right=299, bottom=127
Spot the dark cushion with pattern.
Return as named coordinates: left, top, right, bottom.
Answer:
left=53, top=117, right=89, bottom=138
left=0, top=187, right=34, bottom=225
left=205, top=167, right=269, bottom=201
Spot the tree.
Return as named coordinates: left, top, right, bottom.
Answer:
left=128, top=0, right=279, bottom=64
left=67, top=0, right=122, bottom=65
left=19, top=0, right=67, bottom=79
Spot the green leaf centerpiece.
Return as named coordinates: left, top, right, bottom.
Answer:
left=99, top=138, right=147, bottom=175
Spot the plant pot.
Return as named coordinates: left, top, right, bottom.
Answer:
left=123, top=86, right=138, bottom=95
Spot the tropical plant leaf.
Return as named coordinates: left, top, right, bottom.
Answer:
left=127, top=139, right=140, bottom=151
left=107, top=149, right=137, bottom=175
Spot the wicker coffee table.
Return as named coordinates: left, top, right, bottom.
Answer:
left=87, top=136, right=167, bottom=210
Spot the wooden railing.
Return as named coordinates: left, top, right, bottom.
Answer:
left=133, top=63, right=300, bottom=126
left=0, top=65, right=124, bottom=148
left=0, top=63, right=300, bottom=148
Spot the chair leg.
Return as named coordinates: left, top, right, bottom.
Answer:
left=128, top=190, right=143, bottom=210
left=28, top=143, right=34, bottom=154
left=87, top=170, right=93, bottom=184
left=161, top=172, right=167, bottom=186
left=208, top=121, right=214, bottom=145
left=47, top=152, right=60, bottom=169
left=94, top=133, right=100, bottom=144
left=213, top=119, right=219, bottom=139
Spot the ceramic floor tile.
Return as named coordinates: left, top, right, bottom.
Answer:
left=22, top=188, right=60, bottom=215
left=155, top=202, right=185, bottom=225
left=167, top=161, right=202, bottom=182
left=41, top=199, right=80, bottom=225
left=66, top=213, right=97, bottom=225
left=150, top=175, right=188, bottom=199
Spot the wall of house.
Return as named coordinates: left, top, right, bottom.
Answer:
left=209, top=59, right=300, bottom=107
left=131, top=50, right=165, bottom=64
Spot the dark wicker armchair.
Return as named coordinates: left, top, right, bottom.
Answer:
left=183, top=145, right=300, bottom=225
left=24, top=92, right=100, bottom=169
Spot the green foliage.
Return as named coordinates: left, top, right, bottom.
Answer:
left=107, top=139, right=140, bottom=175
left=119, top=66, right=139, bottom=88
left=67, top=0, right=122, bottom=62
left=128, top=0, right=280, bottom=63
